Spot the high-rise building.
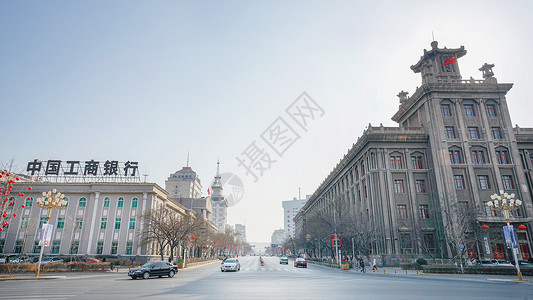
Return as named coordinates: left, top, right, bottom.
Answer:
left=282, top=196, right=308, bottom=238
left=235, top=224, right=247, bottom=242
left=295, top=41, right=533, bottom=261
left=271, top=229, right=286, bottom=247
left=209, top=160, right=227, bottom=233
left=165, top=166, right=202, bottom=199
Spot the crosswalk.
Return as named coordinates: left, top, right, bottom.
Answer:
left=239, top=267, right=309, bottom=272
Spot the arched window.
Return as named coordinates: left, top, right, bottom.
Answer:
left=449, top=147, right=464, bottom=164
left=104, top=197, right=110, bottom=207
left=118, top=197, right=124, bottom=208
left=79, top=197, right=87, bottom=208
left=132, top=197, right=138, bottom=208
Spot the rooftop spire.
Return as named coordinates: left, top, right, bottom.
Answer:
left=186, top=150, right=190, bottom=167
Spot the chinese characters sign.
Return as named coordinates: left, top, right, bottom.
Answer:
left=26, top=159, right=140, bottom=183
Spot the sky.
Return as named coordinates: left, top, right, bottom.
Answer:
left=1, top=0, right=533, bottom=243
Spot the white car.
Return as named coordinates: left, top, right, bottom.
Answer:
left=220, top=258, right=240, bottom=272
left=41, top=257, right=63, bottom=263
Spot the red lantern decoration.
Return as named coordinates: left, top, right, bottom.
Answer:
left=12, top=214, right=17, bottom=217
left=518, top=225, right=527, bottom=230
left=21, top=205, right=25, bottom=208
left=16, top=178, right=19, bottom=181
left=481, top=225, right=489, bottom=229
left=28, top=187, right=32, bottom=190
left=0, top=228, right=3, bottom=232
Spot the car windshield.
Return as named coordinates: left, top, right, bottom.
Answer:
left=225, top=259, right=236, bottom=263
left=142, top=262, right=155, bottom=268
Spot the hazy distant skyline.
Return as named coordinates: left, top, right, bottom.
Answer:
left=2, top=1, right=533, bottom=242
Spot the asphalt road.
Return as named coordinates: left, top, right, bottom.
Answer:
left=1, top=256, right=533, bottom=299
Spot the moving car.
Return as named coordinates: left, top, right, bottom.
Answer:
left=79, top=258, right=101, bottom=263
left=129, top=261, right=177, bottom=279
left=294, top=258, right=307, bottom=268
left=492, top=260, right=513, bottom=267
left=221, top=258, right=240, bottom=272
left=279, top=257, right=288, bottom=264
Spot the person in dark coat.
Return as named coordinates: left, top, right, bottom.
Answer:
left=359, top=258, right=365, bottom=273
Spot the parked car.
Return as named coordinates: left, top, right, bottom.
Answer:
left=220, top=258, right=240, bottom=272
left=79, top=258, right=101, bottom=263
left=511, top=260, right=533, bottom=266
left=492, top=260, right=513, bottom=266
left=41, top=257, right=63, bottom=264
left=129, top=261, right=177, bottom=279
left=279, top=257, right=288, bottom=264
left=476, top=260, right=495, bottom=267
left=294, top=258, right=307, bottom=268
left=11, top=256, right=34, bottom=263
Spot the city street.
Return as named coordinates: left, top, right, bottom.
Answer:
left=1, top=256, right=533, bottom=299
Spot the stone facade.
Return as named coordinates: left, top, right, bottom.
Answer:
left=295, top=42, right=533, bottom=261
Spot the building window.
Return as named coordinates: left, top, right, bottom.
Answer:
left=33, top=241, right=41, bottom=253
left=51, top=241, right=60, bottom=254
left=477, top=175, right=491, bottom=190
left=484, top=202, right=497, bottom=217
left=419, top=205, right=430, bottom=219
left=104, top=197, right=110, bottom=207
left=486, top=104, right=497, bottom=117
left=97, top=242, right=104, bottom=254
left=491, top=127, right=502, bottom=139
left=454, top=175, right=465, bottom=189
left=0, top=240, right=4, bottom=253
left=101, top=218, right=107, bottom=229
left=57, top=218, right=64, bottom=229
left=132, top=197, right=138, bottom=208
left=26, top=197, right=33, bottom=207
left=390, top=156, right=403, bottom=169
left=445, top=127, right=456, bottom=139
left=115, top=218, right=121, bottom=230
left=39, top=217, right=47, bottom=228
left=464, top=104, right=475, bottom=117
left=126, top=242, right=133, bottom=255
left=70, top=241, right=79, bottom=254
left=76, top=218, right=83, bottom=230
left=441, top=104, right=452, bottom=117
left=496, top=151, right=511, bottom=164
left=423, top=233, right=436, bottom=252
left=415, top=180, right=426, bottom=193
left=397, top=204, right=408, bottom=218
left=502, top=175, right=514, bottom=190
left=63, top=197, right=69, bottom=207
left=14, top=240, right=23, bottom=253
left=449, top=150, right=463, bottom=164
left=111, top=242, right=118, bottom=254
left=129, top=218, right=136, bottom=230
left=79, top=197, right=87, bottom=207
left=394, top=180, right=405, bottom=193
left=400, top=234, right=412, bottom=253
left=21, top=217, right=29, bottom=228
left=118, top=197, right=124, bottom=208
left=472, top=150, right=486, bottom=164
left=468, top=127, right=480, bottom=139
left=511, top=208, right=521, bottom=217
left=411, top=156, right=424, bottom=169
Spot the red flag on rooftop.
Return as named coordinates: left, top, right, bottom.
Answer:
left=443, top=55, right=457, bottom=65
left=208, top=188, right=210, bottom=195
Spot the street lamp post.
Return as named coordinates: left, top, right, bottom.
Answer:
left=487, top=190, right=523, bottom=281
left=35, top=189, right=67, bottom=277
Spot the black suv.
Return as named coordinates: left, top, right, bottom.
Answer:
left=129, top=261, right=178, bottom=279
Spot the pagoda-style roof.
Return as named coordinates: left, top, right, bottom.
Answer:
left=411, top=41, right=467, bottom=73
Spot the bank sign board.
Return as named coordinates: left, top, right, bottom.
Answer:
left=26, top=159, right=141, bottom=183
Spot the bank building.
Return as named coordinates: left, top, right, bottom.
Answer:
left=295, top=42, right=533, bottom=263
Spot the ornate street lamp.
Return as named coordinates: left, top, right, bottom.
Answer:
left=487, top=190, right=523, bottom=281
left=35, top=189, right=67, bottom=277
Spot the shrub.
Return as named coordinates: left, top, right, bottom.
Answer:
left=416, top=258, right=428, bottom=265
left=400, top=262, right=423, bottom=270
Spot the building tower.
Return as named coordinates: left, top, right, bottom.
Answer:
left=209, top=160, right=228, bottom=233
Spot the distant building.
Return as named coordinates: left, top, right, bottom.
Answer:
left=282, top=196, right=308, bottom=238
left=209, top=161, right=227, bottom=233
left=271, top=229, right=286, bottom=246
left=165, top=166, right=202, bottom=199
left=235, top=224, right=246, bottom=242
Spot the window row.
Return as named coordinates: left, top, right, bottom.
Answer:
left=96, top=241, right=134, bottom=255
left=444, top=126, right=503, bottom=140
left=453, top=174, right=515, bottom=190
left=448, top=149, right=511, bottom=164
left=78, top=197, right=139, bottom=208
left=396, top=204, right=430, bottom=219
left=393, top=180, right=426, bottom=193
left=19, top=217, right=136, bottom=230
left=441, top=103, right=498, bottom=118
left=389, top=155, right=425, bottom=170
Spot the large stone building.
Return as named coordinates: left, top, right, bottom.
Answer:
left=235, top=224, right=247, bottom=242
left=165, top=166, right=203, bottom=199
left=295, top=42, right=533, bottom=262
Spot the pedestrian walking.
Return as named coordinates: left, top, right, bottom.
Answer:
left=359, top=258, right=365, bottom=273
left=372, top=258, right=378, bottom=271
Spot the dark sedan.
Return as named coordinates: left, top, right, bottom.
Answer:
left=129, top=261, right=177, bottom=279
left=294, top=258, right=307, bottom=268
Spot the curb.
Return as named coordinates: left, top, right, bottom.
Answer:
left=0, top=275, right=66, bottom=281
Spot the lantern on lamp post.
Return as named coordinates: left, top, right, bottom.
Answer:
left=35, top=189, right=67, bottom=277
left=487, top=190, right=524, bottom=281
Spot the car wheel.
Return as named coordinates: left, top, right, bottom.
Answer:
left=131, top=276, right=136, bottom=280
left=143, top=272, right=150, bottom=279
left=221, top=269, right=224, bottom=272
left=169, top=270, right=175, bottom=278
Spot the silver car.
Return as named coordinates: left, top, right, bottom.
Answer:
left=220, top=258, right=240, bottom=272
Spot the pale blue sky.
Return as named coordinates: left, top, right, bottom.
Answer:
left=2, top=0, right=533, bottom=242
